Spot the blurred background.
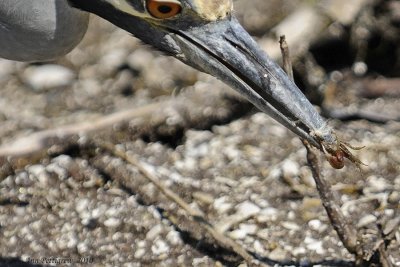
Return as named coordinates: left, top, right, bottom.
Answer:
left=0, top=0, right=399, bottom=266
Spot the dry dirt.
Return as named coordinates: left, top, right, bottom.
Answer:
left=0, top=0, right=399, bottom=266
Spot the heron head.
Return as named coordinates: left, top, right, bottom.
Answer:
left=68, top=0, right=329, bottom=147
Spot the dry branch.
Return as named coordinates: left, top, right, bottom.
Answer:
left=322, top=108, right=400, bottom=123
left=280, top=34, right=395, bottom=267
left=0, top=87, right=248, bottom=166
left=280, top=35, right=358, bottom=254
left=303, top=142, right=358, bottom=253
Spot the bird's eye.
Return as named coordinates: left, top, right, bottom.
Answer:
left=147, top=0, right=182, bottom=19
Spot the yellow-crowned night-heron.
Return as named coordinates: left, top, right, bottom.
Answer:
left=0, top=0, right=335, bottom=148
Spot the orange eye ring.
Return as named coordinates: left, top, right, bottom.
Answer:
left=147, top=0, right=182, bottom=19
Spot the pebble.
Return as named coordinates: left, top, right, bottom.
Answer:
left=134, top=248, right=146, bottom=259
left=357, top=214, right=377, bottom=228
left=281, top=221, right=301, bottom=231
left=30, top=221, right=42, bottom=232
left=23, top=64, right=75, bottom=91
left=302, top=197, right=322, bottom=209
left=14, top=172, right=31, bottom=187
left=228, top=229, right=247, bottom=240
left=254, top=199, right=270, bottom=208
left=304, top=237, right=325, bottom=255
left=282, top=159, right=300, bottom=177
left=105, top=207, right=120, bottom=217
left=76, top=199, right=90, bottom=214
left=308, top=219, right=328, bottom=233
left=239, top=224, right=258, bottom=235
left=213, top=196, right=233, bottom=214
left=151, top=239, right=169, bottom=255
left=384, top=209, right=394, bottom=217
left=223, top=145, right=241, bottom=160
left=192, top=256, right=210, bottom=266
left=287, top=210, right=296, bottom=220
left=166, top=230, right=182, bottom=246
left=383, top=217, right=400, bottom=236
left=104, top=217, right=121, bottom=228
left=46, top=165, right=69, bottom=181
left=257, top=207, right=279, bottom=223
left=28, top=165, right=48, bottom=184
left=236, top=201, right=261, bottom=216
left=388, top=191, right=400, bottom=204
left=137, top=240, right=146, bottom=248
left=146, top=224, right=164, bottom=240
left=365, top=175, right=389, bottom=193
left=292, top=246, right=307, bottom=256
left=91, top=207, right=105, bottom=219
left=214, top=176, right=239, bottom=187
left=8, top=236, right=17, bottom=247
left=229, top=224, right=258, bottom=239
left=77, top=242, right=89, bottom=254
left=215, top=201, right=260, bottom=233
left=66, top=234, right=78, bottom=249
left=253, top=240, right=265, bottom=254
left=112, top=232, right=123, bottom=241
left=256, top=229, right=270, bottom=240
left=269, top=247, right=289, bottom=261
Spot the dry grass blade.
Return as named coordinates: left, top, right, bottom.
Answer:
left=94, top=140, right=267, bottom=267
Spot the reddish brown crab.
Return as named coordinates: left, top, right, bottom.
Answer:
left=311, top=127, right=365, bottom=169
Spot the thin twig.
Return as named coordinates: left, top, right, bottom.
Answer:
left=322, top=107, right=400, bottom=123
left=98, top=141, right=204, bottom=218
left=280, top=36, right=358, bottom=253
left=303, top=142, right=358, bottom=253
left=95, top=140, right=267, bottom=267
left=279, top=35, right=395, bottom=266
left=0, top=87, right=247, bottom=158
left=279, top=35, right=294, bottom=81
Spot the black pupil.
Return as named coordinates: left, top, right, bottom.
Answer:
left=158, top=5, right=172, bottom=14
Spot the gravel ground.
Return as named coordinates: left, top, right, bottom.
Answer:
left=0, top=1, right=399, bottom=266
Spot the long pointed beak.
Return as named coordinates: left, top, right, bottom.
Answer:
left=169, top=16, right=327, bottom=148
